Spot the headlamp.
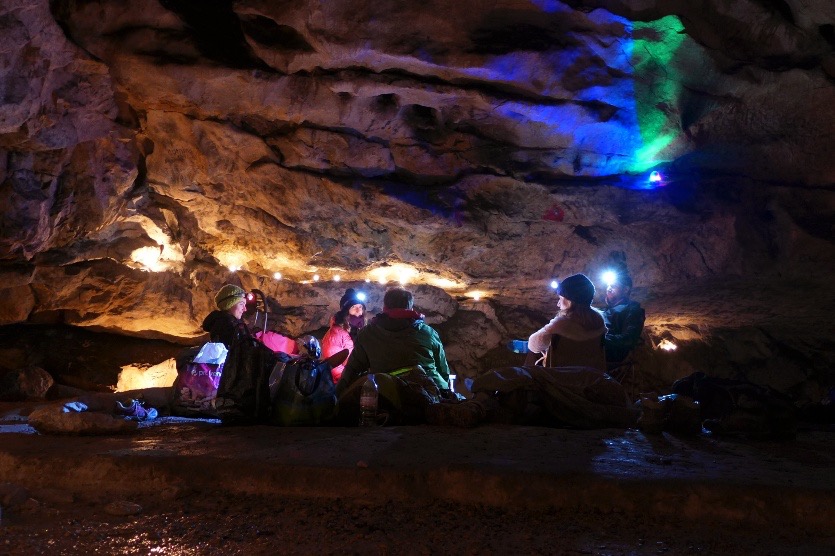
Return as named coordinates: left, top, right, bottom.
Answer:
left=601, top=270, right=617, bottom=287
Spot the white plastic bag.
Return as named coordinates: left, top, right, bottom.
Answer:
left=193, top=342, right=229, bottom=365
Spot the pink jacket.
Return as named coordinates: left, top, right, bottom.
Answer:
left=321, top=324, right=353, bottom=383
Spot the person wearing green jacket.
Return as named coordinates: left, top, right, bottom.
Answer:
left=336, top=287, right=453, bottom=423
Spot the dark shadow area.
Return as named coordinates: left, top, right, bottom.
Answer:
left=155, top=0, right=271, bottom=69
left=0, top=323, right=184, bottom=388
left=239, top=14, right=313, bottom=52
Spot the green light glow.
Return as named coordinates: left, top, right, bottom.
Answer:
left=629, top=15, right=686, bottom=173
left=633, top=133, right=676, bottom=172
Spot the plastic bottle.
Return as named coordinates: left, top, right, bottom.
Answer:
left=359, top=374, right=379, bottom=426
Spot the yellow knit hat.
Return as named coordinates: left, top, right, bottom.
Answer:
left=214, top=284, right=246, bottom=311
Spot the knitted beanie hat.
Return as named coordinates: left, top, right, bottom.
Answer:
left=215, top=284, right=246, bottom=311
left=557, top=274, right=596, bottom=306
left=339, top=288, right=365, bottom=311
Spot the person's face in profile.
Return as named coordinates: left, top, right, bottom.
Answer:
left=558, top=296, right=572, bottom=312
left=348, top=303, right=364, bottom=317
left=230, top=298, right=246, bottom=319
left=606, top=284, right=629, bottom=305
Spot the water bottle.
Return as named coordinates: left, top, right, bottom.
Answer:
left=359, top=374, right=379, bottom=426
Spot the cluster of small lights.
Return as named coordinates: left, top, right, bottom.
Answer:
left=213, top=252, right=467, bottom=292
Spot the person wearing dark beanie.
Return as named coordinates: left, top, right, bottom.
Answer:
left=425, top=274, right=610, bottom=428
left=527, top=273, right=607, bottom=371
left=337, top=288, right=367, bottom=340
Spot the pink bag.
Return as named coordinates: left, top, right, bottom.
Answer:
left=256, top=331, right=299, bottom=356
left=172, top=361, right=224, bottom=416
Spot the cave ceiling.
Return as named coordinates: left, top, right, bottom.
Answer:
left=1, top=0, right=834, bottom=382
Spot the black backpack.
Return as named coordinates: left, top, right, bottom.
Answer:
left=214, top=336, right=290, bottom=424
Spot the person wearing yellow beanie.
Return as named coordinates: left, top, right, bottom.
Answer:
left=214, top=284, right=247, bottom=312
left=202, top=284, right=250, bottom=347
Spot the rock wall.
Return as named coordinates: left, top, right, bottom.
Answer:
left=1, top=0, right=833, bottom=398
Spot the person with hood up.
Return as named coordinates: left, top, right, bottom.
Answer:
left=201, top=284, right=251, bottom=348
left=335, top=287, right=453, bottom=423
left=527, top=273, right=608, bottom=372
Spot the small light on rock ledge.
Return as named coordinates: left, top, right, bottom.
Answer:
left=333, top=274, right=341, bottom=282
left=313, top=274, right=320, bottom=282
left=658, top=339, right=677, bottom=351
left=273, top=272, right=282, bottom=280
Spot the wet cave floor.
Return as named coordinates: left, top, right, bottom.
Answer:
left=1, top=410, right=833, bottom=555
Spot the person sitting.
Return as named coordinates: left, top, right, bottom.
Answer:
left=527, top=273, right=608, bottom=372
left=338, top=288, right=367, bottom=340
left=600, top=273, right=645, bottom=365
left=201, top=284, right=251, bottom=348
left=336, top=287, right=453, bottom=423
left=427, top=274, right=636, bottom=429
left=321, top=309, right=353, bottom=384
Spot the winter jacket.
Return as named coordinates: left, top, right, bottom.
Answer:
left=337, top=311, right=451, bottom=395
left=528, top=310, right=608, bottom=371
left=321, top=323, right=353, bottom=383
left=601, top=300, right=645, bottom=363
left=201, top=310, right=250, bottom=348
left=528, top=311, right=607, bottom=355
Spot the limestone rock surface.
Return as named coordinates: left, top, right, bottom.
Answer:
left=0, top=0, right=833, bottom=396
left=0, top=366, right=54, bottom=401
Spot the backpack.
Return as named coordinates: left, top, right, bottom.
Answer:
left=270, top=349, right=348, bottom=426
left=214, top=336, right=290, bottom=424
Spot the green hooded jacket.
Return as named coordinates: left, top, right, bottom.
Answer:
left=337, top=311, right=451, bottom=395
